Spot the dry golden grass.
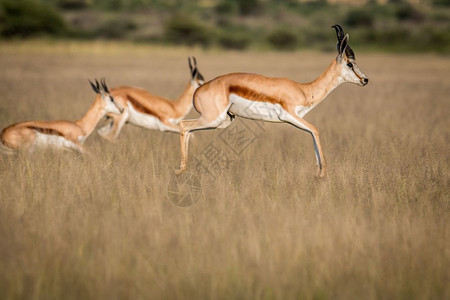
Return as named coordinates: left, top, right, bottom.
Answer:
left=0, top=42, right=449, bottom=299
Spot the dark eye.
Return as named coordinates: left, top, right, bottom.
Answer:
left=347, top=62, right=353, bottom=68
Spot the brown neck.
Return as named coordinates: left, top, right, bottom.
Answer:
left=304, top=59, right=343, bottom=105
left=75, top=96, right=105, bottom=138
left=174, top=82, right=196, bottom=117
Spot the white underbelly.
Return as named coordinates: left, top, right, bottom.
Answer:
left=228, top=94, right=317, bottom=121
left=127, top=103, right=177, bottom=132
left=34, top=132, right=78, bottom=149
left=228, top=94, right=283, bottom=122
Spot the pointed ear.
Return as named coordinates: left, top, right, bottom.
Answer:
left=337, top=34, right=349, bottom=62
left=89, top=79, right=100, bottom=94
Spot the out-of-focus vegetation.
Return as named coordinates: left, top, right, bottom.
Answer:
left=1, top=0, right=449, bottom=52
left=0, top=49, right=449, bottom=300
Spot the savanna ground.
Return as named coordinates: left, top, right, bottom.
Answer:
left=0, top=42, right=448, bottom=299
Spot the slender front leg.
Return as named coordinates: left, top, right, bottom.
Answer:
left=281, top=111, right=327, bottom=178
left=98, top=111, right=128, bottom=142
left=111, top=110, right=129, bottom=140
left=97, top=117, right=114, bottom=139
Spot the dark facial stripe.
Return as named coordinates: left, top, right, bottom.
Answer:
left=28, top=126, right=63, bottom=136
left=352, top=68, right=363, bottom=81
left=126, top=95, right=158, bottom=117
left=229, top=85, right=280, bottom=104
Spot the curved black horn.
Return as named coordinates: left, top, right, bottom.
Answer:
left=95, top=79, right=101, bottom=92
left=89, top=79, right=100, bottom=94
left=100, top=78, right=110, bottom=93
left=188, top=57, right=193, bottom=73
left=193, top=56, right=197, bottom=67
left=332, top=24, right=345, bottom=41
left=332, top=24, right=355, bottom=59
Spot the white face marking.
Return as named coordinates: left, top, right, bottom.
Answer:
left=127, top=103, right=178, bottom=132
left=228, top=94, right=285, bottom=123
left=34, top=132, right=79, bottom=150
left=341, top=60, right=367, bottom=86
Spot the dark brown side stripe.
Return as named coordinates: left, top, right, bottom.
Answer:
left=229, top=85, right=280, bottom=104
left=126, top=95, right=158, bottom=116
left=28, top=126, right=63, bottom=136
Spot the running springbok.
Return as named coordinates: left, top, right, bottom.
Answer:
left=175, top=25, right=368, bottom=178
left=97, top=57, right=205, bottom=141
left=0, top=79, right=123, bottom=153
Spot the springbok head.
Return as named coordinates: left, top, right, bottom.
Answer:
left=332, top=24, right=369, bottom=87
left=89, top=78, right=124, bottom=115
left=188, top=56, right=205, bottom=88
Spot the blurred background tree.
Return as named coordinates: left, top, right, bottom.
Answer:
left=0, top=0, right=449, bottom=52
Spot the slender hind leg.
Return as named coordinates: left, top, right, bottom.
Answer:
left=280, top=110, right=326, bottom=178
left=175, top=109, right=231, bottom=174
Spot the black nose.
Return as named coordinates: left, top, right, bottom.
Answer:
left=363, top=78, right=369, bottom=84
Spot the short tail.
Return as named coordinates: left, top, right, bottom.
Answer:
left=0, top=132, right=16, bottom=155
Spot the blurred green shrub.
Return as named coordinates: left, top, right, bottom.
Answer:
left=0, top=0, right=448, bottom=53
left=215, top=1, right=237, bottom=15
left=214, top=0, right=263, bottom=16
left=395, top=2, right=425, bottom=22
left=0, top=0, right=67, bottom=38
left=345, top=8, right=375, bottom=28
left=433, top=0, right=450, bottom=7
left=420, top=26, right=450, bottom=52
left=55, top=0, right=89, bottom=10
left=218, top=31, right=251, bottom=50
left=165, top=14, right=212, bottom=47
left=234, top=0, right=262, bottom=16
left=96, top=18, right=137, bottom=39
left=267, top=28, right=298, bottom=50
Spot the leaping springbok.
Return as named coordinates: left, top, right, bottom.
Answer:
left=175, top=25, right=368, bottom=178
left=0, top=79, right=123, bottom=154
left=97, top=57, right=205, bottom=141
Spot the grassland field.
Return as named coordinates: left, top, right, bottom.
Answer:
left=0, top=41, right=449, bottom=299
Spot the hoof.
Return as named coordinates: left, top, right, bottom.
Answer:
left=174, top=168, right=185, bottom=175
left=316, top=168, right=326, bottom=179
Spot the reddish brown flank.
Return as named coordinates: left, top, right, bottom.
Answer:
left=229, top=85, right=281, bottom=104
left=27, top=126, right=63, bottom=137
left=126, top=95, right=161, bottom=118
